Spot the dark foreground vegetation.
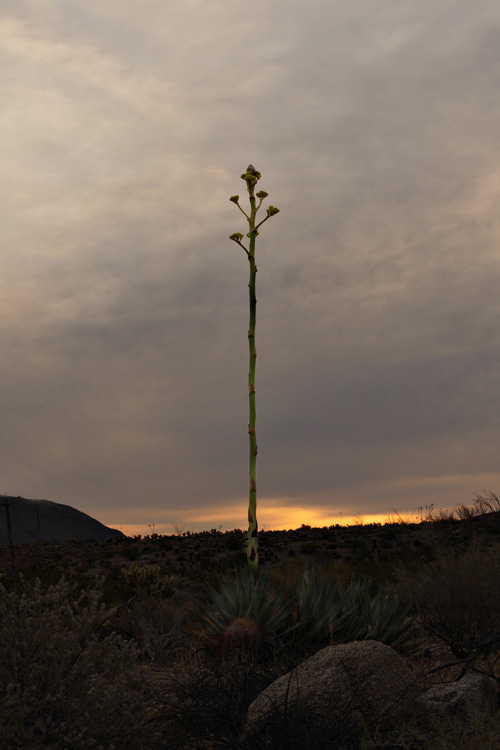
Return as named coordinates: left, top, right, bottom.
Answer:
left=2, top=493, right=500, bottom=749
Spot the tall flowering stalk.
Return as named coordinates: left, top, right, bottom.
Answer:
left=229, top=165, right=279, bottom=575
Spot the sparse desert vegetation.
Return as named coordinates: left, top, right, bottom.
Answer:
left=1, top=495, right=500, bottom=748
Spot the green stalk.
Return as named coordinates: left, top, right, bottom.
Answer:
left=247, top=173, right=258, bottom=572
left=229, top=165, right=279, bottom=576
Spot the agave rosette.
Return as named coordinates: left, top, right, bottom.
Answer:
left=191, top=567, right=293, bottom=644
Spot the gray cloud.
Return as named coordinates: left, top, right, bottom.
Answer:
left=1, top=0, right=500, bottom=531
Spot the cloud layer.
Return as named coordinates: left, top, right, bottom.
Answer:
left=2, top=0, right=500, bottom=532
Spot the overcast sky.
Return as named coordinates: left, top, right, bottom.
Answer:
left=2, top=0, right=500, bottom=535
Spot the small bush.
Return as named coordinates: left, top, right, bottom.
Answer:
left=0, top=576, right=157, bottom=749
left=160, top=657, right=338, bottom=750
left=108, top=594, right=187, bottom=666
left=395, top=541, right=500, bottom=658
left=300, top=541, right=319, bottom=555
left=120, top=562, right=176, bottom=599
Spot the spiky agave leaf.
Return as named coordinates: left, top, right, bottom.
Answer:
left=288, top=570, right=354, bottom=645
left=189, top=568, right=417, bottom=655
left=288, top=572, right=417, bottom=651
left=190, top=567, right=294, bottom=646
left=366, top=588, right=418, bottom=652
left=339, top=575, right=417, bottom=652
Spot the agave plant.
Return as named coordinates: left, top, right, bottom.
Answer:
left=278, top=569, right=416, bottom=652
left=338, top=575, right=417, bottom=653
left=288, top=570, right=354, bottom=645
left=189, top=567, right=416, bottom=657
left=189, top=566, right=293, bottom=654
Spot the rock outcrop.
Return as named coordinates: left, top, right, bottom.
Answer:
left=242, top=641, right=420, bottom=747
left=0, top=496, right=125, bottom=545
left=416, top=672, right=499, bottom=717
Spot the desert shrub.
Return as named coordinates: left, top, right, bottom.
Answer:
left=162, top=658, right=283, bottom=748
left=123, top=545, right=140, bottom=561
left=108, top=594, right=187, bottom=666
left=457, top=491, right=500, bottom=519
left=120, top=562, right=176, bottom=600
left=0, top=575, right=158, bottom=749
left=395, top=541, right=500, bottom=658
left=242, top=702, right=366, bottom=750
left=363, top=702, right=500, bottom=750
left=300, top=541, right=319, bottom=555
left=224, top=534, right=244, bottom=552
left=160, top=655, right=363, bottom=750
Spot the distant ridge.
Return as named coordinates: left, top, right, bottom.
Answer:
left=0, top=496, right=126, bottom=546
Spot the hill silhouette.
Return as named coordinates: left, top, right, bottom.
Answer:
left=0, top=496, right=125, bottom=545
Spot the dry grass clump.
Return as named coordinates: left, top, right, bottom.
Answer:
left=154, top=647, right=366, bottom=749
left=394, top=540, right=500, bottom=660
left=108, top=596, right=188, bottom=667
